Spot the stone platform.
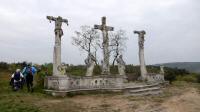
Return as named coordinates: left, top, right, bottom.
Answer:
left=44, top=75, right=166, bottom=97
left=44, top=75, right=126, bottom=96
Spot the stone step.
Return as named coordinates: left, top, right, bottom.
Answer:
left=124, top=84, right=162, bottom=96
left=124, top=83, right=160, bottom=90
left=129, top=91, right=162, bottom=96
left=125, top=89, right=162, bottom=96
left=128, top=87, right=160, bottom=93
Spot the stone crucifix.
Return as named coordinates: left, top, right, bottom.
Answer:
left=94, top=17, right=114, bottom=75
left=47, top=16, right=68, bottom=76
left=134, top=30, right=148, bottom=80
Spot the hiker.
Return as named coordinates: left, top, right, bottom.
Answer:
left=10, top=69, right=24, bottom=91
left=22, top=64, right=37, bottom=92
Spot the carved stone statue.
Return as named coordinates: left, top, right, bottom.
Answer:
left=160, top=66, right=165, bottom=75
left=47, top=16, right=68, bottom=37
left=85, top=53, right=96, bottom=76
left=47, top=16, right=68, bottom=76
left=116, top=55, right=126, bottom=76
left=134, top=30, right=148, bottom=80
left=57, top=64, right=68, bottom=75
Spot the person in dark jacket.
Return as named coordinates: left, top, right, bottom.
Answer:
left=10, top=69, right=24, bottom=91
left=22, top=64, right=37, bottom=92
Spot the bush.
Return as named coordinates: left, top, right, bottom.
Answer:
left=197, top=74, right=200, bottom=83
left=164, top=67, right=189, bottom=83
left=176, top=74, right=198, bottom=83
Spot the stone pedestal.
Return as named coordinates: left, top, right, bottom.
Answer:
left=44, top=76, right=69, bottom=91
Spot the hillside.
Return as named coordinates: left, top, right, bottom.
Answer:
left=155, top=62, right=200, bottom=73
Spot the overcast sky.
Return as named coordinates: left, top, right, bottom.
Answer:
left=0, top=0, right=199, bottom=65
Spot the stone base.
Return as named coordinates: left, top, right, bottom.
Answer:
left=44, top=75, right=69, bottom=90
left=44, top=75, right=166, bottom=97
left=44, top=75, right=126, bottom=91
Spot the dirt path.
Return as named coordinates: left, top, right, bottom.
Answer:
left=67, top=88, right=200, bottom=112
left=8, top=87, right=200, bottom=112
left=163, top=88, right=200, bottom=112
left=70, top=95, right=136, bottom=112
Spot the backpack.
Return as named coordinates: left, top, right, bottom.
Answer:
left=14, top=72, right=21, bottom=81
left=25, top=67, right=32, bottom=75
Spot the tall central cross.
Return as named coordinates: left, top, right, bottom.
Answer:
left=94, top=16, right=114, bottom=75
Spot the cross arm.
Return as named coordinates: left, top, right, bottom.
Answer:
left=46, top=16, right=56, bottom=21
left=62, top=19, right=69, bottom=26
left=94, top=25, right=102, bottom=30
left=134, top=30, right=146, bottom=35
left=106, top=26, right=114, bottom=31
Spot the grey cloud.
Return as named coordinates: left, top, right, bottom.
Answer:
left=0, top=0, right=199, bottom=65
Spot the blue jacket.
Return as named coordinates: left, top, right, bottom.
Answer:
left=22, top=66, right=37, bottom=77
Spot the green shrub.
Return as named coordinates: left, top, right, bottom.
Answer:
left=176, top=74, right=197, bottom=83
left=197, top=74, right=200, bottom=83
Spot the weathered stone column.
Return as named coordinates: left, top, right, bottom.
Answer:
left=53, top=33, right=61, bottom=75
left=102, top=25, right=110, bottom=75
left=134, top=30, right=148, bottom=80
left=47, top=16, right=68, bottom=76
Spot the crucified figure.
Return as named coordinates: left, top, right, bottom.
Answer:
left=47, top=16, right=68, bottom=37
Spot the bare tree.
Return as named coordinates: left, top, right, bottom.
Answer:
left=110, top=29, right=127, bottom=66
left=72, top=25, right=100, bottom=64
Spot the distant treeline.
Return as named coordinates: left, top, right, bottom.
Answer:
left=156, top=62, right=200, bottom=73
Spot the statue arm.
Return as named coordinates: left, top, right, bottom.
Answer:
left=62, top=19, right=69, bottom=25
left=46, top=16, right=56, bottom=21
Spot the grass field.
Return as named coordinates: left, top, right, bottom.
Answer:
left=1, top=71, right=200, bottom=112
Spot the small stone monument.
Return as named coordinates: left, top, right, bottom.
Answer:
left=160, top=66, right=165, bottom=75
left=94, top=16, right=114, bottom=75
left=57, top=64, right=68, bottom=75
left=134, top=30, right=148, bottom=80
left=46, top=16, right=68, bottom=76
left=116, top=55, right=126, bottom=76
left=85, top=53, right=96, bottom=76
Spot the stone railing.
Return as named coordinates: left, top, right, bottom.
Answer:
left=44, top=75, right=125, bottom=91
left=147, top=73, right=165, bottom=82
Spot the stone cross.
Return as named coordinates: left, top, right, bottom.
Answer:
left=94, top=16, right=114, bottom=75
left=47, top=16, right=68, bottom=76
left=134, top=30, right=148, bottom=80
